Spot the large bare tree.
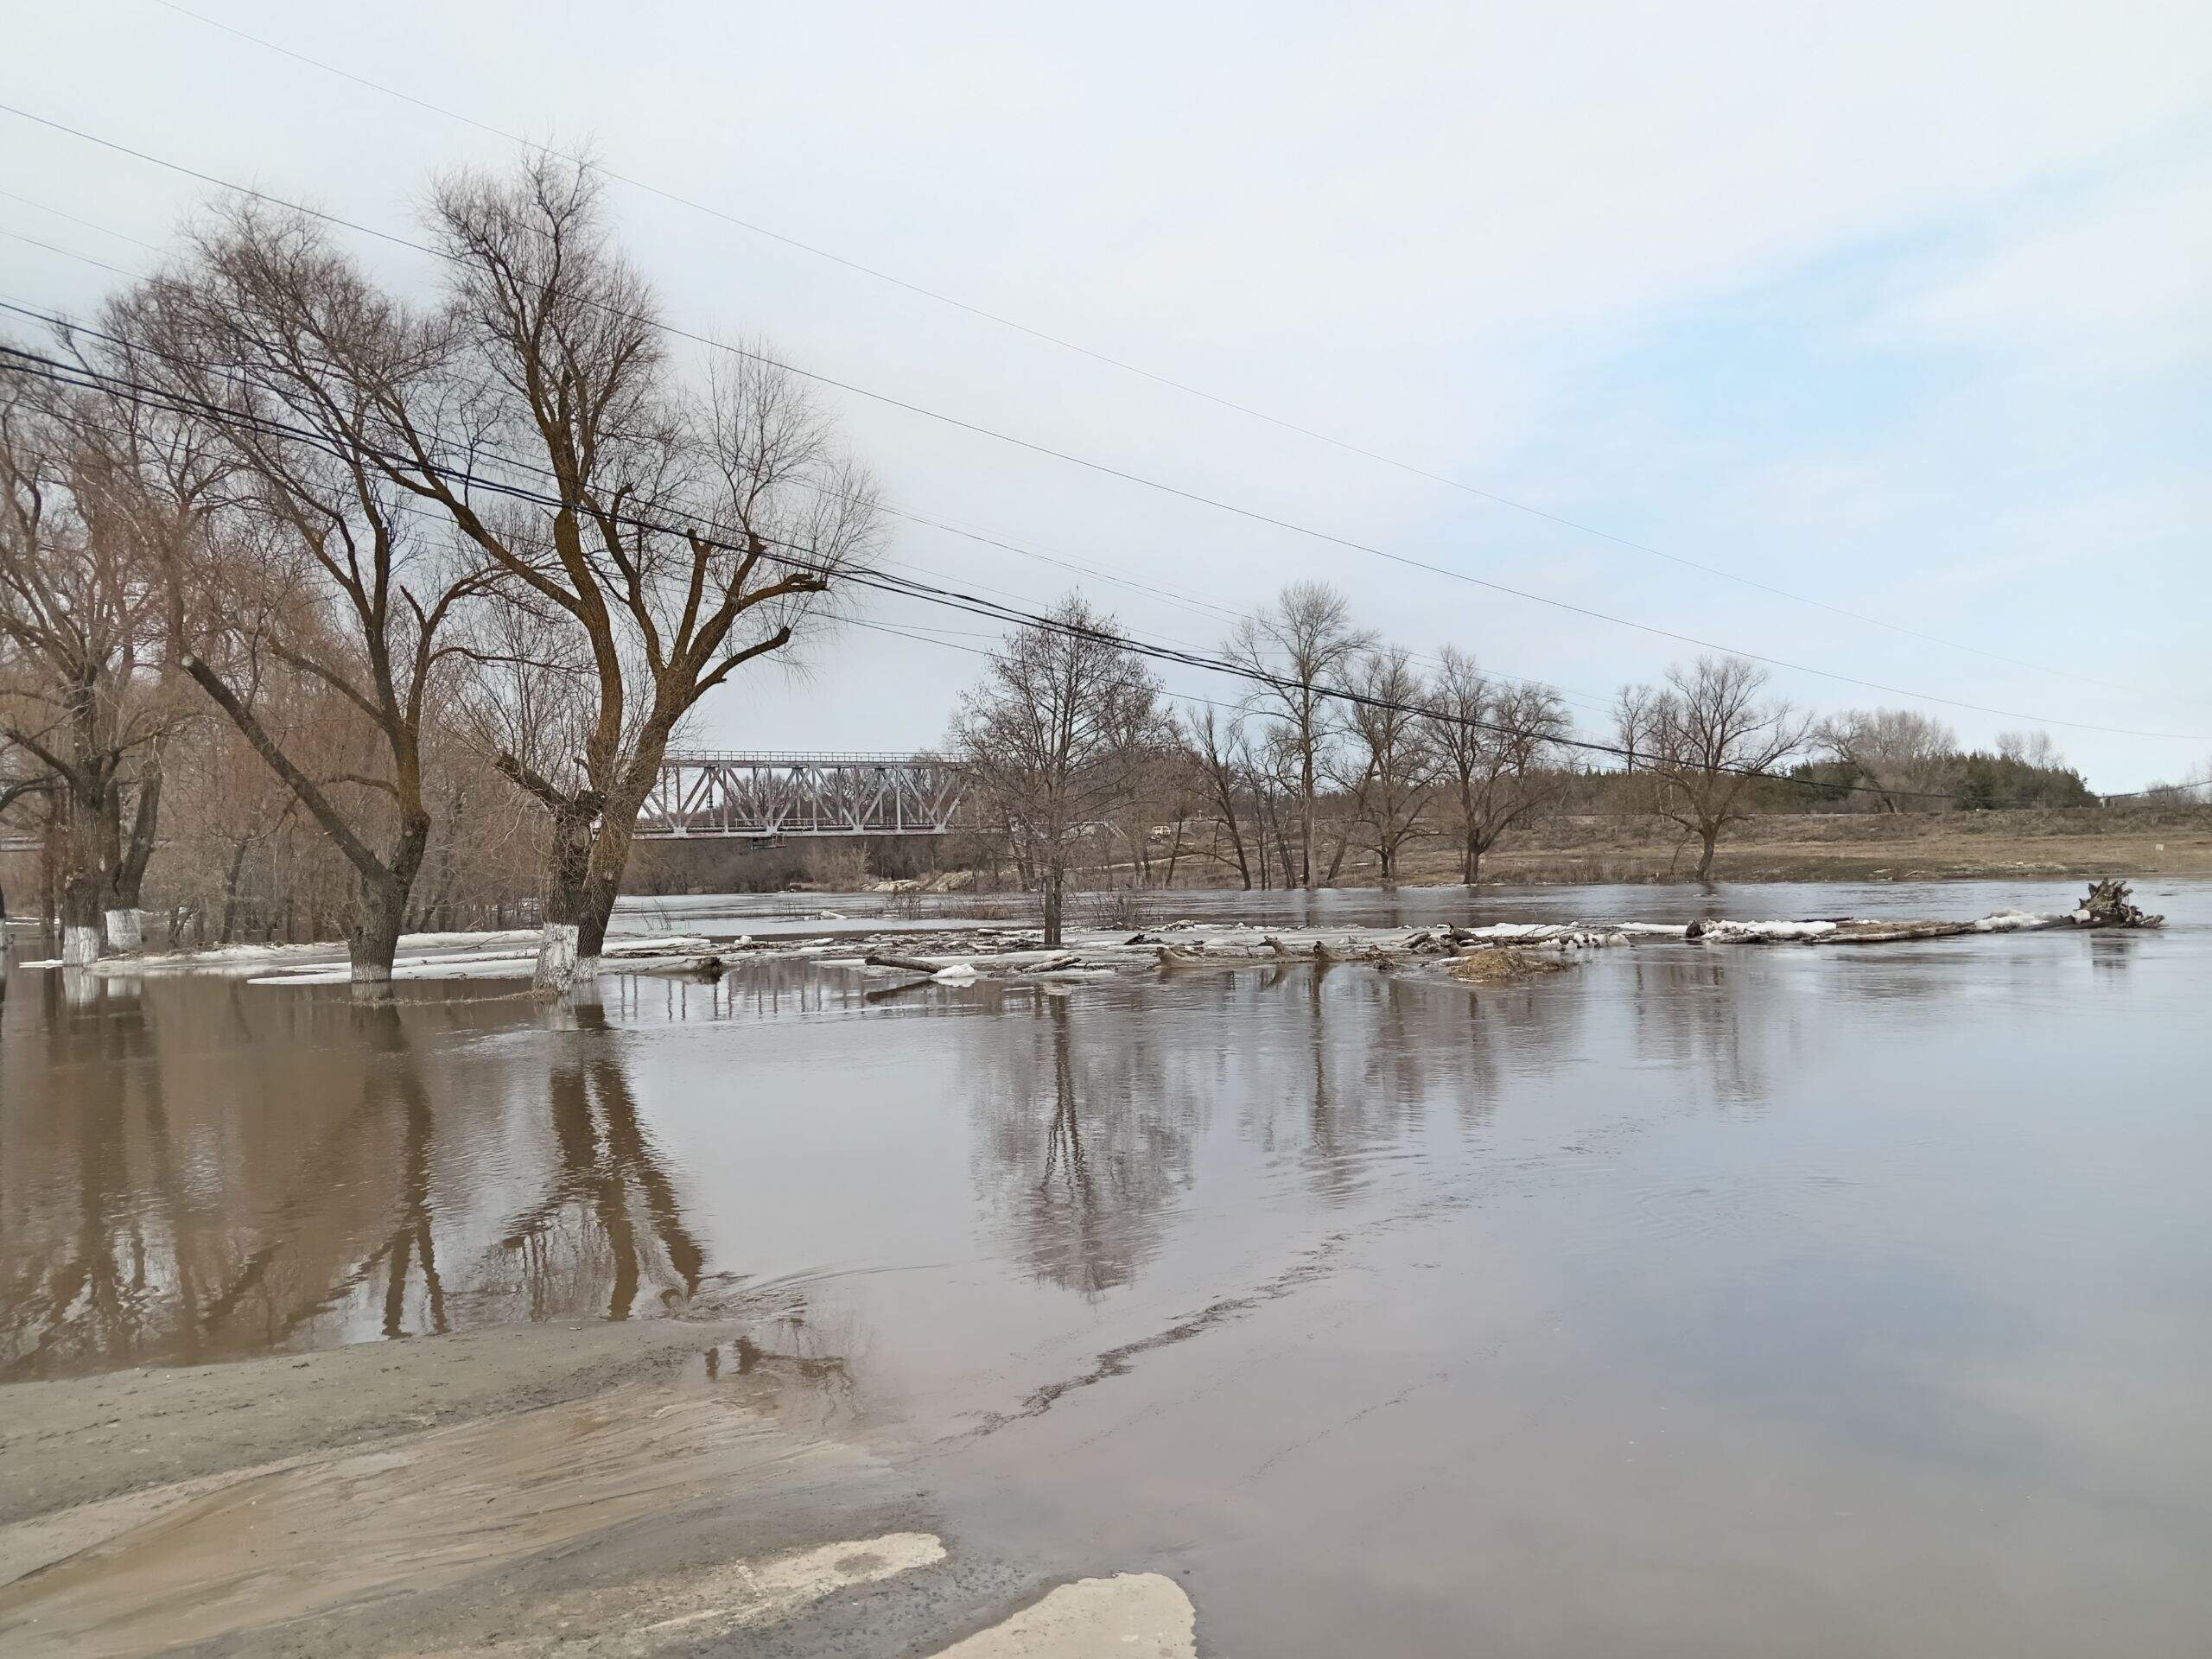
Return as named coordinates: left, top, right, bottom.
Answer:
left=127, top=205, right=493, bottom=981
left=1225, top=581, right=1372, bottom=889
left=1644, top=654, right=1811, bottom=882
left=952, top=596, right=1164, bottom=945
left=377, top=158, right=882, bottom=983
left=1426, top=646, right=1573, bottom=886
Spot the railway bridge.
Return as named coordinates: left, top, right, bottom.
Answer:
left=632, top=750, right=965, bottom=839
left=0, top=753, right=968, bottom=852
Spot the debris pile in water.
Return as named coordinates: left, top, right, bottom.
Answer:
left=2075, top=878, right=2163, bottom=928
left=1445, top=946, right=1573, bottom=986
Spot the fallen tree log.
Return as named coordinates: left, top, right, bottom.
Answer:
left=864, top=951, right=946, bottom=975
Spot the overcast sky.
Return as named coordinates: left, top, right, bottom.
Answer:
left=4, top=0, right=2209, bottom=788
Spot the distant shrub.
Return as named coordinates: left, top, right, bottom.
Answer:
left=1954, top=753, right=2095, bottom=810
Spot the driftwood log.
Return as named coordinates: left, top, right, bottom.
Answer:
left=2080, top=878, right=2162, bottom=927
left=863, top=951, right=945, bottom=975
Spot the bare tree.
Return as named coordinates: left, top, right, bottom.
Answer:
left=0, top=739, right=56, bottom=929
left=0, top=361, right=197, bottom=960
left=1427, top=646, right=1573, bottom=885
left=1996, top=728, right=2063, bottom=771
left=1644, top=655, right=1811, bottom=882
left=1225, top=581, right=1373, bottom=888
left=127, top=204, right=494, bottom=981
left=1819, top=708, right=1960, bottom=812
left=1612, top=683, right=1659, bottom=771
left=951, top=596, right=1163, bottom=945
left=1337, top=646, right=1433, bottom=883
left=1185, top=704, right=1254, bottom=889
left=380, top=158, right=882, bottom=983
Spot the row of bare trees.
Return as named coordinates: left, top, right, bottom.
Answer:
left=950, top=582, right=1583, bottom=935
left=1, top=154, right=880, bottom=981
left=1197, top=585, right=1576, bottom=889
left=951, top=584, right=2107, bottom=906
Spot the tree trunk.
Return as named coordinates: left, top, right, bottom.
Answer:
left=1695, top=828, right=1719, bottom=883
left=347, top=820, right=429, bottom=982
left=60, top=802, right=105, bottom=964
left=348, top=874, right=409, bottom=983
left=534, top=796, right=599, bottom=988
left=60, top=875, right=102, bottom=967
left=560, top=720, right=678, bottom=978
left=1324, top=816, right=1356, bottom=884
left=1300, top=756, right=1316, bottom=889
left=1464, top=832, right=1479, bottom=887
left=1042, top=867, right=1065, bottom=948
left=110, top=761, right=162, bottom=912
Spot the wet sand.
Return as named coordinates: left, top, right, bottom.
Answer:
left=1, top=1319, right=1190, bottom=1656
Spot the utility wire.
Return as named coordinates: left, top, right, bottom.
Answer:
left=3, top=105, right=2205, bottom=741
left=0, top=190, right=164, bottom=252
left=0, top=340, right=2164, bottom=806
left=0, top=288, right=1618, bottom=721
left=135, top=0, right=2168, bottom=702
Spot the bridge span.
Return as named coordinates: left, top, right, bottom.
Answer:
left=634, top=750, right=965, bottom=839
left=0, top=753, right=969, bottom=852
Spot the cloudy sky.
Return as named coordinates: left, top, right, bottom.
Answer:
left=4, top=0, right=2208, bottom=788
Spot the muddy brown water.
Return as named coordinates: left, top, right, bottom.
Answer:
left=3, top=879, right=2209, bottom=1655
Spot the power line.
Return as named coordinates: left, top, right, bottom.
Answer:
left=0, top=191, right=164, bottom=252
left=0, top=224, right=140, bottom=278
left=134, top=0, right=2167, bottom=702
left=0, top=286, right=1618, bottom=721
left=1, top=104, right=2200, bottom=746
left=0, top=340, right=2164, bottom=807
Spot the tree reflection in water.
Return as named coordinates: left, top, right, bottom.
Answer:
left=0, top=982, right=715, bottom=1376
left=493, top=1003, right=706, bottom=1323
left=973, top=992, right=1199, bottom=1298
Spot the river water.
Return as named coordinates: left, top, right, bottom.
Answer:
left=3, top=878, right=2208, bottom=1654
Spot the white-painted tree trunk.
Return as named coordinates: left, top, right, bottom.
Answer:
left=105, top=908, right=144, bottom=952
left=535, top=923, right=579, bottom=991
left=62, top=925, right=101, bottom=966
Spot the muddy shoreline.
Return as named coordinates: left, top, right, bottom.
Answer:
left=0, top=1313, right=1194, bottom=1657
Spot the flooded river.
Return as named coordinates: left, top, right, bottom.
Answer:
left=3, top=879, right=2209, bottom=1654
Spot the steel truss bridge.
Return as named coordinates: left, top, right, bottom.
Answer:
left=0, top=753, right=966, bottom=851
left=633, top=751, right=965, bottom=840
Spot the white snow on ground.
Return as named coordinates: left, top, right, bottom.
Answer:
left=13, top=906, right=2120, bottom=987
left=1974, top=908, right=2070, bottom=932
left=247, top=956, right=539, bottom=987
left=1455, top=922, right=1676, bottom=947
left=926, top=1573, right=1196, bottom=1658
left=241, top=933, right=728, bottom=987
left=1689, top=919, right=1842, bottom=943
left=62, top=931, right=545, bottom=976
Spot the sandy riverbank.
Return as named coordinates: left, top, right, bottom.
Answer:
left=0, top=1313, right=1196, bottom=1657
